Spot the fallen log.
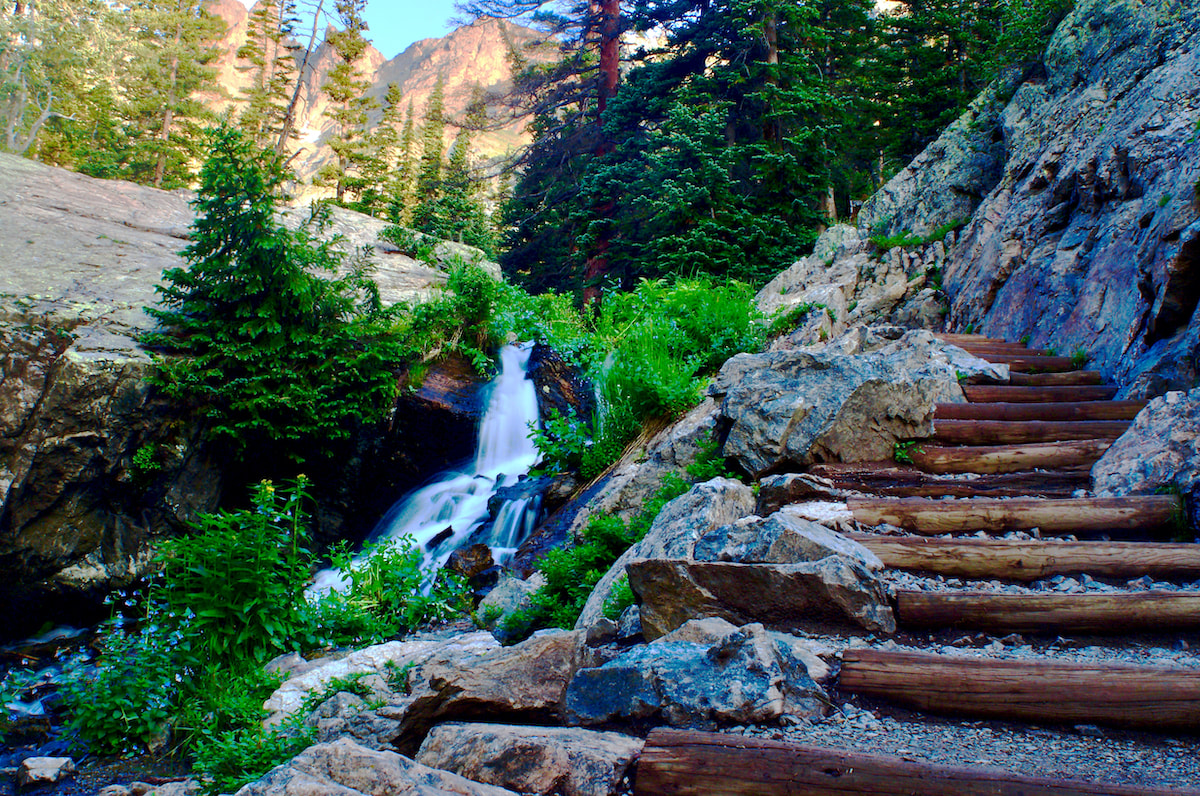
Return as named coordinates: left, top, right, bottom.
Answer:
left=935, top=333, right=1008, bottom=344
left=932, top=419, right=1130, bottom=445
left=954, top=345, right=1055, bottom=357
left=935, top=400, right=1146, bottom=422
left=962, top=385, right=1118, bottom=403
left=846, top=534, right=1200, bottom=580
left=839, top=649, right=1200, bottom=729
left=797, top=464, right=1086, bottom=499
left=909, top=439, right=1113, bottom=473
left=847, top=495, right=1182, bottom=534
left=1008, top=370, right=1106, bottom=386
left=895, top=590, right=1200, bottom=633
left=633, top=728, right=1199, bottom=796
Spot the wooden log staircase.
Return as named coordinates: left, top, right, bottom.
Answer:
left=636, top=334, right=1200, bottom=795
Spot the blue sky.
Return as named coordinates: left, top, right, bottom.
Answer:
left=238, top=0, right=463, bottom=59
left=362, top=0, right=462, bottom=57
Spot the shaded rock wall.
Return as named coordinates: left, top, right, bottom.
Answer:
left=942, top=0, right=1200, bottom=396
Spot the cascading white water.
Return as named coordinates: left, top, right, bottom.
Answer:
left=309, top=343, right=542, bottom=595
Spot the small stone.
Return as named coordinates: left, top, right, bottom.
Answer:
left=98, top=786, right=132, bottom=796
left=1075, top=724, right=1106, bottom=737
left=17, top=756, right=76, bottom=787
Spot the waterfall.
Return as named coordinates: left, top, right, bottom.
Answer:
left=309, top=343, right=542, bottom=595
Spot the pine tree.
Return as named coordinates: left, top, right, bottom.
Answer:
left=414, top=75, right=446, bottom=207
left=387, top=100, right=417, bottom=224
left=236, top=0, right=298, bottom=148
left=317, top=0, right=376, bottom=203
left=354, top=81, right=402, bottom=216
left=124, top=0, right=225, bottom=188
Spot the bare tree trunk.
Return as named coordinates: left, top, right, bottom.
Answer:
left=277, top=0, right=323, bottom=156
left=154, top=18, right=184, bottom=188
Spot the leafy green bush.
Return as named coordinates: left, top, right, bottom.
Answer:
left=311, top=537, right=470, bottom=647
left=769, top=302, right=816, bottom=336
left=59, top=626, right=176, bottom=755
left=157, top=478, right=315, bottom=673
left=501, top=434, right=733, bottom=640
left=143, top=126, right=407, bottom=464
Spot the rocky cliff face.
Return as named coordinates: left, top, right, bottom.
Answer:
left=204, top=1, right=554, bottom=193
left=0, top=152, right=479, bottom=637
left=868, top=0, right=1199, bottom=398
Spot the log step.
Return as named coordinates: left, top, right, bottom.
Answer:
left=803, top=463, right=1086, bottom=499
left=895, top=590, right=1200, bottom=634
left=936, top=333, right=1009, bottom=344
left=909, top=440, right=1113, bottom=474
left=1008, top=370, right=1106, bottom=386
left=847, top=534, right=1200, bottom=581
left=936, top=400, right=1147, bottom=422
left=932, top=419, right=1130, bottom=445
left=848, top=495, right=1183, bottom=535
left=839, top=648, right=1200, bottom=730
left=633, top=728, right=1200, bottom=796
left=955, top=345, right=1055, bottom=357
left=980, top=354, right=1079, bottom=372
left=963, top=384, right=1118, bottom=403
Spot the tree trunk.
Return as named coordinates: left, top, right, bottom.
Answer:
left=154, top=18, right=185, bottom=188
left=277, top=0, right=323, bottom=156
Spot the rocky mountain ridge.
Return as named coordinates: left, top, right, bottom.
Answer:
left=203, top=0, right=554, bottom=193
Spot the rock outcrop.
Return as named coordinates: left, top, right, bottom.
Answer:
left=0, top=152, right=486, bottom=635
left=938, top=0, right=1200, bottom=396
left=711, top=329, right=1004, bottom=477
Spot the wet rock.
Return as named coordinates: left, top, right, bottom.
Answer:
left=234, top=738, right=517, bottom=796
left=446, top=544, right=495, bottom=579
left=693, top=512, right=884, bottom=571
left=477, top=573, right=543, bottom=641
left=17, top=756, right=75, bottom=786
left=574, top=478, right=756, bottom=631
left=415, top=722, right=642, bottom=796
left=628, top=558, right=896, bottom=640
left=527, top=344, right=594, bottom=429
left=563, top=623, right=827, bottom=727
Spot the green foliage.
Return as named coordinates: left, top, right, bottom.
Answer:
left=131, top=443, right=161, bottom=476
left=602, top=576, right=635, bottom=621
left=1069, top=348, right=1090, bottom=369
left=157, top=478, right=314, bottom=673
left=192, top=718, right=313, bottom=796
left=502, top=434, right=733, bottom=641
left=1158, top=194, right=1172, bottom=208
left=144, top=127, right=406, bottom=465
left=524, top=277, right=764, bottom=479
left=310, top=537, right=470, bottom=647
left=893, top=440, right=924, bottom=464
left=398, top=258, right=500, bottom=372
left=870, top=220, right=967, bottom=256
left=769, top=303, right=816, bottom=336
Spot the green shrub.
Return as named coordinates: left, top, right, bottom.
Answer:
left=59, top=626, right=176, bottom=755
left=769, top=302, right=816, bottom=336
left=310, top=537, right=470, bottom=647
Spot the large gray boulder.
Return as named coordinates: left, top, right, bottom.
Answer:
left=628, top=558, right=896, bottom=640
left=1093, top=388, right=1200, bottom=529
left=693, top=512, right=883, bottom=571
left=943, top=0, right=1200, bottom=396
left=711, top=329, right=1002, bottom=476
left=234, top=738, right=518, bottom=796
left=415, top=723, right=642, bottom=796
left=563, top=623, right=827, bottom=727
left=573, top=477, right=756, bottom=631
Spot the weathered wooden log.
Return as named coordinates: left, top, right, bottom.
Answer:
left=909, top=440, right=1113, bottom=473
left=954, top=345, right=1054, bottom=356
left=936, top=400, right=1146, bottom=422
left=1008, top=370, right=1106, bottom=386
left=839, top=649, right=1200, bottom=729
left=633, top=728, right=1199, bottom=796
left=932, top=419, right=1130, bottom=445
left=962, top=385, right=1118, bottom=403
left=846, top=534, right=1200, bottom=580
left=935, top=333, right=1009, bottom=344
left=895, top=590, right=1200, bottom=633
left=799, top=463, right=1086, bottom=499
left=979, top=354, right=1079, bottom=372
left=847, top=495, right=1182, bottom=534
